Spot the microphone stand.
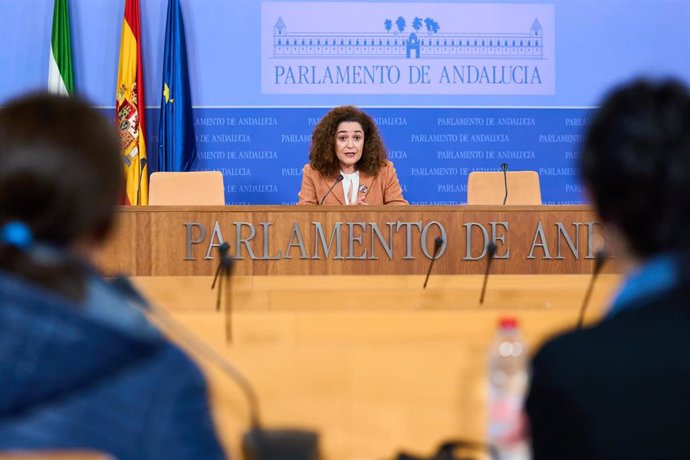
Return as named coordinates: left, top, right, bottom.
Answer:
left=479, top=242, right=498, bottom=305
left=207, top=245, right=320, bottom=459
left=211, top=242, right=234, bottom=341
left=501, top=163, right=508, bottom=205
left=423, top=237, right=444, bottom=289
left=136, top=157, right=148, bottom=206
left=111, top=273, right=319, bottom=460
left=577, top=250, right=607, bottom=329
left=319, top=174, right=344, bottom=205
left=137, top=292, right=261, bottom=427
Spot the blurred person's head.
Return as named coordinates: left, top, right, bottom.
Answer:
left=580, top=79, right=690, bottom=263
left=309, top=105, right=388, bottom=177
left=0, top=93, right=122, bottom=298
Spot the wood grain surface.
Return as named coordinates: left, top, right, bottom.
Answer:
left=132, top=273, right=620, bottom=459
left=101, top=206, right=607, bottom=276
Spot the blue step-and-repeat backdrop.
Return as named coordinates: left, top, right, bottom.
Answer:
left=183, top=107, right=589, bottom=205
left=2, top=0, right=689, bottom=205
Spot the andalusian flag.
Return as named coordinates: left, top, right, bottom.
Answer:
left=48, top=0, right=74, bottom=95
left=115, top=0, right=148, bottom=206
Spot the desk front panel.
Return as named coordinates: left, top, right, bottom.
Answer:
left=103, top=205, right=601, bottom=276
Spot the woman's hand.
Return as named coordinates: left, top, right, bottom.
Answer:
left=357, top=198, right=369, bottom=206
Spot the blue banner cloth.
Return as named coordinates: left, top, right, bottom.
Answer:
left=157, top=0, right=194, bottom=172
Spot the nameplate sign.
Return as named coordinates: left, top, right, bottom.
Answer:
left=102, top=205, right=604, bottom=276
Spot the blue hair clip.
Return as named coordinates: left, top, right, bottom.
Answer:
left=0, top=221, right=33, bottom=249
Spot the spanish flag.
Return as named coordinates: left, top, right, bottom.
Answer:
left=115, top=0, right=148, bottom=206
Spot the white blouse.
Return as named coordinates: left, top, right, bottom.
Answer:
left=340, top=171, right=360, bottom=205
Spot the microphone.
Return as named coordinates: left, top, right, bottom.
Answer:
left=319, top=174, right=343, bottom=205
left=576, top=250, right=607, bottom=329
left=501, top=163, right=508, bottom=205
left=210, top=242, right=235, bottom=341
left=211, top=242, right=233, bottom=311
left=111, top=277, right=321, bottom=460
left=208, top=244, right=320, bottom=458
left=136, top=157, right=148, bottom=206
left=423, top=236, right=444, bottom=289
left=479, top=241, right=498, bottom=305
left=109, top=275, right=261, bottom=427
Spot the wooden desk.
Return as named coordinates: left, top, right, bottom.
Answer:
left=133, top=273, right=620, bottom=460
left=103, top=206, right=604, bottom=276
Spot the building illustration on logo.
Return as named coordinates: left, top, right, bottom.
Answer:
left=272, top=16, right=543, bottom=59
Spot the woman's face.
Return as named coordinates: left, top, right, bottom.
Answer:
left=334, top=121, right=364, bottom=173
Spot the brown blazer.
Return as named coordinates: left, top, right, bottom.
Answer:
left=297, top=161, right=408, bottom=205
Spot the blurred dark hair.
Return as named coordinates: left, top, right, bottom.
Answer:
left=580, top=79, right=690, bottom=259
left=309, top=105, right=388, bottom=178
left=0, top=93, right=122, bottom=299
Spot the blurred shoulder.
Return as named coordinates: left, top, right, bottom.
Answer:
left=532, top=327, right=588, bottom=374
left=531, top=312, right=643, bottom=382
left=150, top=342, right=206, bottom=386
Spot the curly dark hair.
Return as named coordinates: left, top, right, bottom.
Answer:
left=309, top=106, right=388, bottom=178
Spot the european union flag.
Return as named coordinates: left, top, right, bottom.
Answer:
left=158, top=0, right=194, bottom=172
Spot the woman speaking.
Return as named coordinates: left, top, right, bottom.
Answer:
left=297, top=106, right=408, bottom=205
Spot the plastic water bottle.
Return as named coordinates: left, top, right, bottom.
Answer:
left=487, top=317, right=529, bottom=460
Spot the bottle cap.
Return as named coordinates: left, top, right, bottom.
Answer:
left=498, top=317, right=518, bottom=329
